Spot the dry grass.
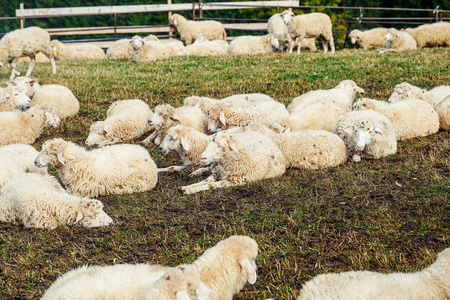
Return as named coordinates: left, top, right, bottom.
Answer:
left=0, top=47, right=449, bottom=299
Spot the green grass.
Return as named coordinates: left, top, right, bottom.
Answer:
left=0, top=47, right=449, bottom=299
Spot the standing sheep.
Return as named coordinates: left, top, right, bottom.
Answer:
left=388, top=82, right=450, bottom=107
left=0, top=26, right=56, bottom=80
left=0, top=86, right=31, bottom=111
left=402, top=22, right=450, bottom=48
left=297, top=247, right=450, bottom=300
left=85, top=99, right=153, bottom=147
left=435, top=95, right=450, bottom=130
left=0, top=173, right=113, bottom=229
left=34, top=138, right=158, bottom=197
left=179, top=131, right=286, bottom=194
left=228, top=34, right=281, bottom=55
left=170, top=13, right=227, bottom=45
left=332, top=110, right=397, bottom=162
left=281, top=10, right=335, bottom=54
left=348, top=28, right=389, bottom=50
left=50, top=40, right=106, bottom=60
left=379, top=28, right=417, bottom=53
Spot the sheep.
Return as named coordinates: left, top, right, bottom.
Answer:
left=34, top=138, right=158, bottom=197
left=435, top=95, right=450, bottom=130
left=348, top=28, right=389, bottom=50
left=0, top=173, right=112, bottom=229
left=179, top=131, right=286, bottom=194
left=379, top=28, right=417, bottom=53
left=297, top=247, right=450, bottom=300
left=50, top=40, right=106, bottom=61
left=281, top=10, right=335, bottom=54
left=0, top=144, right=47, bottom=191
left=402, top=22, right=450, bottom=48
left=0, top=26, right=56, bottom=80
left=228, top=34, right=281, bottom=55
left=106, top=38, right=134, bottom=60
left=353, top=98, right=439, bottom=140
left=141, top=104, right=208, bottom=146
left=41, top=264, right=211, bottom=300
left=17, top=51, right=50, bottom=63
left=131, top=40, right=171, bottom=62
left=240, top=121, right=347, bottom=170
left=388, top=82, right=450, bottom=107
left=0, top=103, right=60, bottom=146
left=0, top=86, right=31, bottom=111
left=129, top=35, right=159, bottom=51
left=178, top=38, right=228, bottom=56
left=170, top=13, right=227, bottom=45
left=85, top=99, right=153, bottom=147
left=10, top=76, right=79, bottom=119
left=332, top=110, right=397, bottom=162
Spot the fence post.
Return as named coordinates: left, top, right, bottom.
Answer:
left=114, top=13, right=117, bottom=39
left=358, top=7, right=362, bottom=30
left=199, top=0, right=203, bottom=19
left=168, top=0, right=173, bottom=39
left=192, top=2, right=196, bottom=20
left=20, top=3, right=25, bottom=29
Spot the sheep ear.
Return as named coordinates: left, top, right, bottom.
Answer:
left=344, top=125, right=354, bottom=134
left=175, top=290, right=190, bottom=300
left=355, top=87, right=365, bottom=93
left=374, top=128, right=384, bottom=138
left=6, top=81, right=14, bottom=86
left=219, top=112, right=226, bottom=126
left=74, top=211, right=83, bottom=224
left=4, top=92, right=11, bottom=99
left=57, top=152, right=65, bottom=166
left=228, top=140, right=240, bottom=159
left=180, top=135, right=190, bottom=152
left=239, top=258, right=257, bottom=284
left=30, top=79, right=38, bottom=86
left=170, top=115, right=182, bottom=123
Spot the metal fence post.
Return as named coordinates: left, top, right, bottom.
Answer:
left=359, top=7, right=362, bottom=30
left=192, top=2, right=196, bottom=20
left=199, top=0, right=203, bottom=19
left=114, top=13, right=117, bottom=39
left=168, top=0, right=173, bottom=39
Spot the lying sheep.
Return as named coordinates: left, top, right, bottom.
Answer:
left=34, top=138, right=158, bottom=197
left=131, top=40, right=171, bottom=62
left=130, top=35, right=159, bottom=51
left=142, top=104, right=208, bottom=146
left=228, top=34, right=281, bottom=55
left=85, top=99, right=153, bottom=147
left=332, top=110, right=397, bottom=162
left=180, top=131, right=286, bottom=194
left=0, top=86, right=31, bottom=111
left=379, top=28, right=417, bottom=53
left=348, top=28, right=389, bottom=50
left=178, top=38, right=228, bottom=56
left=0, top=103, right=60, bottom=146
left=282, top=10, right=335, bottom=54
left=435, top=95, right=450, bottom=130
left=297, top=247, right=450, bottom=300
left=240, top=121, right=347, bottom=170
left=402, top=22, right=450, bottom=48
left=0, top=144, right=47, bottom=191
left=0, top=26, right=56, bottom=80
left=353, top=98, right=439, bottom=140
left=10, top=76, right=79, bottom=119
left=0, top=173, right=112, bottom=229
left=170, top=13, right=227, bottom=45
left=106, top=38, right=134, bottom=60
left=388, top=82, right=450, bottom=107
left=50, top=40, right=106, bottom=61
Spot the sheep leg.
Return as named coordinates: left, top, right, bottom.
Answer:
left=140, top=131, right=159, bottom=146
left=321, top=38, right=328, bottom=53
left=25, top=55, right=36, bottom=77
left=188, top=167, right=210, bottom=177
left=296, top=38, right=301, bottom=54
left=289, top=39, right=295, bottom=54
left=8, top=59, right=19, bottom=80
left=330, top=38, right=335, bottom=54
left=179, top=175, right=216, bottom=193
left=181, top=180, right=233, bottom=195
left=157, top=165, right=186, bottom=173
left=50, top=56, right=56, bottom=74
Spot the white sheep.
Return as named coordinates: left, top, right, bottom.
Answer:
left=50, top=40, right=106, bottom=61
left=178, top=38, right=228, bottom=56
left=348, top=28, right=389, bottom=50
left=388, top=82, right=450, bottom=107
left=332, top=110, right=397, bottom=162
left=131, top=40, right=171, bottom=62
left=0, top=86, right=31, bottom=111
left=379, top=28, right=417, bottom=53
left=0, top=173, right=112, bottom=229
left=402, top=21, right=450, bottom=48
left=106, top=38, right=134, bottom=60
left=10, top=76, right=79, bottom=119
left=130, top=35, right=159, bottom=51
left=297, top=247, right=450, bottom=300
left=34, top=138, right=158, bottom=197
left=17, top=51, right=50, bottom=64
left=228, top=34, right=281, bottom=55
left=0, top=102, right=60, bottom=146
left=170, top=13, right=227, bottom=45
left=85, top=99, right=153, bottom=147
left=435, top=95, right=450, bottom=130
left=281, top=10, right=335, bottom=54
left=0, top=26, right=56, bottom=80
left=0, top=144, right=47, bottom=191
left=179, top=131, right=286, bottom=194
left=353, top=98, right=439, bottom=140
left=240, top=121, right=347, bottom=170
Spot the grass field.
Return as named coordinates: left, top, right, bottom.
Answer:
left=0, top=47, right=449, bottom=299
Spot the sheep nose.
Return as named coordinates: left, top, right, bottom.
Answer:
left=148, top=119, right=154, bottom=126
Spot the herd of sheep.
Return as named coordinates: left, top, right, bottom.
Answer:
left=0, top=8, right=449, bottom=300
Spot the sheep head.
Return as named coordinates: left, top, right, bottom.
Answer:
left=201, top=132, right=239, bottom=165
left=35, top=138, right=69, bottom=168
left=85, top=121, right=108, bottom=147
left=50, top=40, right=63, bottom=60
left=281, top=10, right=295, bottom=25
left=352, top=98, right=376, bottom=111
left=39, top=103, right=60, bottom=128
left=75, top=199, right=113, bottom=228
left=159, top=125, right=192, bottom=154
left=336, top=80, right=365, bottom=94
left=388, top=82, right=418, bottom=103
left=271, top=120, right=291, bottom=133
left=266, top=34, right=280, bottom=50
left=207, top=104, right=241, bottom=133
left=347, top=119, right=383, bottom=152
left=348, top=29, right=362, bottom=44
left=10, top=76, right=40, bottom=96
left=385, top=28, right=400, bottom=43
left=170, top=14, right=185, bottom=27
left=149, top=104, right=180, bottom=129
left=1, top=86, right=31, bottom=111
left=130, top=35, right=145, bottom=50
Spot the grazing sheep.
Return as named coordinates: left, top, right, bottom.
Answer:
left=332, top=110, right=397, bottom=162
left=85, top=99, right=153, bottom=147
left=179, top=131, right=286, bottom=194
left=178, top=38, right=228, bottom=56
left=142, top=104, right=208, bottom=146
left=353, top=98, right=439, bottom=140
left=0, top=103, right=60, bottom=146
left=379, top=28, right=417, bottom=53
left=297, top=247, right=450, bottom=300
left=106, top=38, right=134, bottom=60
left=34, top=138, right=158, bottom=197
left=0, top=26, right=56, bottom=80
left=228, top=34, right=281, bottom=55
left=50, top=40, right=106, bottom=61
left=10, top=76, right=79, bottom=119
left=281, top=10, right=335, bottom=54
left=0, top=173, right=112, bottom=229
left=402, top=22, right=450, bottom=48
left=348, top=28, right=389, bottom=50
left=435, top=95, right=450, bottom=130
left=240, top=121, right=347, bottom=170
left=0, top=144, right=47, bottom=191
left=170, top=13, right=227, bottom=45
left=388, top=82, right=450, bottom=107
left=0, top=86, right=31, bottom=111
